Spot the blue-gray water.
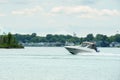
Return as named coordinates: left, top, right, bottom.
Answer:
left=0, top=47, right=120, bottom=80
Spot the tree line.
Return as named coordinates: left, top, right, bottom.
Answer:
left=0, top=33, right=24, bottom=48
left=13, top=33, right=120, bottom=47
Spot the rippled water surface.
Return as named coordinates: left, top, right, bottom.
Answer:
left=0, top=47, right=120, bottom=80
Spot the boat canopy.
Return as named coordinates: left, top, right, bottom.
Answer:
left=80, top=42, right=95, bottom=47
left=80, top=42, right=99, bottom=52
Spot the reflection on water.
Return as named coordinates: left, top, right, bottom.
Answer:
left=0, top=47, right=120, bottom=80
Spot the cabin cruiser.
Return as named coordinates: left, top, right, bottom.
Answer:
left=64, top=42, right=99, bottom=55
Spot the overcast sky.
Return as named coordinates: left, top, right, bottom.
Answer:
left=0, top=0, right=120, bottom=37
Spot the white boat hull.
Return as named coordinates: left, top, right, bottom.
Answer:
left=65, top=46, right=95, bottom=55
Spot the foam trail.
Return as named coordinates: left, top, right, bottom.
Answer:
left=78, top=52, right=120, bottom=57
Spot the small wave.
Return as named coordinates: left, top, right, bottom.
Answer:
left=78, top=52, right=120, bottom=57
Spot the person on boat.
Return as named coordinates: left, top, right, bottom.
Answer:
left=91, top=44, right=99, bottom=52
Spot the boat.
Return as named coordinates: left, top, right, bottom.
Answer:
left=64, top=42, right=99, bottom=55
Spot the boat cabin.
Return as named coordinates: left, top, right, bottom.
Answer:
left=80, top=42, right=98, bottom=52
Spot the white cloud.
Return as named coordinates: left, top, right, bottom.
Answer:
left=49, top=6, right=120, bottom=18
left=11, top=5, right=120, bottom=18
left=12, top=6, right=43, bottom=15
left=0, top=0, right=8, bottom=3
left=99, top=9, right=120, bottom=16
left=0, top=13, right=6, bottom=16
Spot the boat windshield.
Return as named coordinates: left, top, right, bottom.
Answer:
left=80, top=42, right=94, bottom=47
left=80, top=42, right=98, bottom=52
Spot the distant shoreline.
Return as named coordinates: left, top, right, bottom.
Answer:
left=13, top=33, right=120, bottom=47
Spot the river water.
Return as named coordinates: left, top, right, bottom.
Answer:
left=0, top=47, right=120, bottom=80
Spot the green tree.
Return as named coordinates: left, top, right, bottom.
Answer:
left=114, top=34, right=120, bottom=42
left=0, top=32, right=24, bottom=48
left=95, top=34, right=109, bottom=47
left=95, top=34, right=108, bottom=41
left=8, top=32, right=12, bottom=45
left=31, top=33, right=37, bottom=38
left=85, top=34, right=94, bottom=41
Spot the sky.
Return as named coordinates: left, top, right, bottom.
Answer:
left=0, top=0, right=120, bottom=37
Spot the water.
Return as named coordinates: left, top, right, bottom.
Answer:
left=0, top=47, right=120, bottom=80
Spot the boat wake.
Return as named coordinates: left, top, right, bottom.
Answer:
left=0, top=52, right=120, bottom=60
left=77, top=52, right=120, bottom=57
